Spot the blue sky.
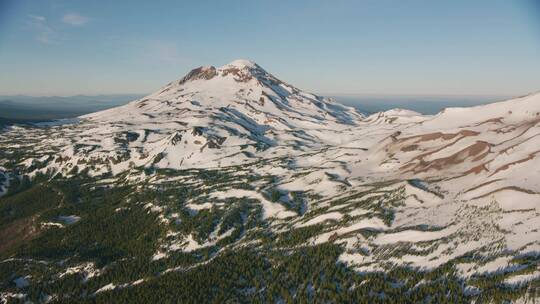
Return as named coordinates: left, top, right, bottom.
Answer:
left=0, top=0, right=538, bottom=96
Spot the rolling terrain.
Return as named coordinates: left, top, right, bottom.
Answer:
left=1, top=60, right=539, bottom=303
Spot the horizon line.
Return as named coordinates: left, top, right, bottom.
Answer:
left=0, top=91, right=525, bottom=99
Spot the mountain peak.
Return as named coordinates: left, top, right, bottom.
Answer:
left=174, top=60, right=264, bottom=86
left=222, top=59, right=258, bottom=69
left=84, top=58, right=363, bottom=138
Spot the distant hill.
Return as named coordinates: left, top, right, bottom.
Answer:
left=0, top=94, right=143, bottom=120
left=329, top=94, right=512, bottom=115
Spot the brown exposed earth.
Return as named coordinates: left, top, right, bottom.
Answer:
left=490, top=150, right=540, bottom=176
left=464, top=179, right=502, bottom=193
left=470, top=186, right=539, bottom=200
left=402, top=141, right=491, bottom=174
left=0, top=216, right=40, bottom=254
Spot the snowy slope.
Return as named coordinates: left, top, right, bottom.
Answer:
left=64, top=59, right=363, bottom=171
left=1, top=61, right=539, bottom=296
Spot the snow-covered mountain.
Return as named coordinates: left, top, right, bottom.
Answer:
left=1, top=61, right=539, bottom=302
left=54, top=59, right=362, bottom=172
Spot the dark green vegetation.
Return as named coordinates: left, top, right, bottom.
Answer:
left=0, top=117, right=53, bottom=128
left=0, top=169, right=538, bottom=303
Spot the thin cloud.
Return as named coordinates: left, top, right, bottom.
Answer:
left=28, top=14, right=55, bottom=44
left=62, top=13, right=89, bottom=26
left=139, top=40, right=192, bottom=65
left=152, top=41, right=184, bottom=64
left=29, top=14, right=45, bottom=22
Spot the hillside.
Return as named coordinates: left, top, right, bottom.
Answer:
left=0, top=61, right=539, bottom=303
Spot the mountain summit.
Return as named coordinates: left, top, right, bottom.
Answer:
left=75, top=60, right=363, bottom=170
left=224, top=58, right=259, bottom=68
left=172, top=59, right=263, bottom=86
